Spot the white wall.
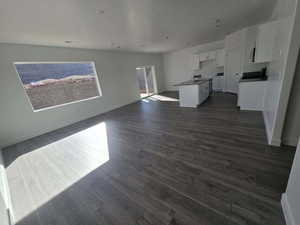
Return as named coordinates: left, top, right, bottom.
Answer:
left=163, top=41, right=224, bottom=91
left=0, top=151, right=11, bottom=225
left=282, top=139, right=300, bottom=225
left=0, top=43, right=165, bottom=148
left=271, top=0, right=298, bottom=19
left=262, top=0, right=299, bottom=146
left=282, top=53, right=300, bottom=146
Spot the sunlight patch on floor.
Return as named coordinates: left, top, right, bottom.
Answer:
left=8, top=122, right=109, bottom=223
left=148, top=94, right=179, bottom=102
left=140, top=93, right=154, bottom=98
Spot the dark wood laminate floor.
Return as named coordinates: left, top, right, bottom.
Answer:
left=3, top=92, right=295, bottom=225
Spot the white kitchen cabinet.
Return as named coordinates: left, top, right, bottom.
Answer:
left=216, top=49, right=225, bottom=67
left=208, top=51, right=216, bottom=60
left=179, top=85, right=199, bottom=108
left=198, top=51, right=216, bottom=62
left=255, top=21, right=278, bottom=63
left=192, top=54, right=200, bottom=70
left=199, top=52, right=209, bottom=61
left=213, top=76, right=224, bottom=91
left=238, top=81, right=267, bottom=111
left=199, top=81, right=210, bottom=103
left=178, top=82, right=210, bottom=108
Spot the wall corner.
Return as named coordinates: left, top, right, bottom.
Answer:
left=282, top=193, right=297, bottom=225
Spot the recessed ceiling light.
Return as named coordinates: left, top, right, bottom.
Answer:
left=96, top=9, right=105, bottom=14
left=65, top=41, right=72, bottom=44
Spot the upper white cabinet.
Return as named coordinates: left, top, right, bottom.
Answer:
left=199, top=52, right=209, bottom=61
left=216, top=49, right=225, bottom=67
left=208, top=51, right=216, bottom=60
left=191, top=49, right=222, bottom=70
left=192, top=51, right=218, bottom=70
left=198, top=51, right=217, bottom=62
left=192, top=54, right=200, bottom=70
left=255, top=21, right=278, bottom=63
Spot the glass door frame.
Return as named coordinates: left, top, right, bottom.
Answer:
left=136, top=65, right=158, bottom=99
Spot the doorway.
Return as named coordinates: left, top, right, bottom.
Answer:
left=136, top=66, right=157, bottom=98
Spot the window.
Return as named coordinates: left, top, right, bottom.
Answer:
left=14, top=62, right=102, bottom=111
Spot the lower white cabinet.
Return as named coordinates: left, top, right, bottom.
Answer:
left=178, top=82, right=210, bottom=108
left=199, top=81, right=209, bottom=103
left=213, top=76, right=224, bottom=91
left=238, top=81, right=267, bottom=111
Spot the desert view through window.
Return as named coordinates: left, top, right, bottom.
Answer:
left=15, top=62, right=101, bottom=111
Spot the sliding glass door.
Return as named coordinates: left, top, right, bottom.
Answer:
left=136, top=66, right=157, bottom=98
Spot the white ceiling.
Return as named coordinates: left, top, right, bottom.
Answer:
left=0, top=0, right=277, bottom=53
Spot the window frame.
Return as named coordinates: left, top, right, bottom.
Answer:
left=13, top=61, right=103, bottom=112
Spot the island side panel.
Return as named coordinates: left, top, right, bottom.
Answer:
left=179, top=85, right=200, bottom=108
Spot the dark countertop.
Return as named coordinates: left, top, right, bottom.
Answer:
left=174, top=78, right=212, bottom=87
left=239, top=78, right=268, bottom=83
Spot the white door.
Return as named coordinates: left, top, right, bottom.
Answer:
left=136, top=66, right=157, bottom=98
left=225, top=48, right=242, bottom=93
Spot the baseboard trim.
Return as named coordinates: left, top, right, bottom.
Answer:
left=282, top=137, right=299, bottom=147
left=1, top=97, right=141, bottom=150
left=271, top=138, right=282, bottom=147
left=0, top=150, right=14, bottom=224
left=240, top=107, right=263, bottom=111
left=281, top=193, right=296, bottom=225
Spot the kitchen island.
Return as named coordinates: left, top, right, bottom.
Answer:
left=174, top=78, right=212, bottom=108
